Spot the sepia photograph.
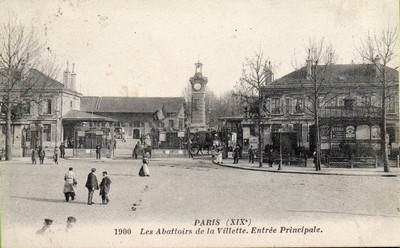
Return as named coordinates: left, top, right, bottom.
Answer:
left=0, top=0, right=399, bottom=247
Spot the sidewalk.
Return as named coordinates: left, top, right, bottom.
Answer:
left=213, top=159, right=400, bottom=177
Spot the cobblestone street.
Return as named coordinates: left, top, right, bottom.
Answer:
left=1, top=157, right=400, bottom=247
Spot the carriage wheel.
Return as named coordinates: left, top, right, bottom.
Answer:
left=191, top=146, right=199, bottom=155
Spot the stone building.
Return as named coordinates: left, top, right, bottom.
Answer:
left=0, top=64, right=81, bottom=157
left=221, top=62, right=399, bottom=157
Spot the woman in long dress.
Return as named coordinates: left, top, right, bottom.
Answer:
left=139, top=155, right=150, bottom=177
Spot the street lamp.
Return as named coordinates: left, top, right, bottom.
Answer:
left=278, top=128, right=283, bottom=170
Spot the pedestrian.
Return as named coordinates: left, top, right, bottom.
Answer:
left=267, top=149, right=274, bottom=167
left=215, top=148, right=223, bottom=164
left=59, top=143, right=66, bottom=158
left=65, top=216, right=76, bottom=233
left=64, top=167, right=77, bottom=202
left=38, top=146, right=45, bottom=164
left=233, top=145, right=240, bottom=164
left=95, top=144, right=101, bottom=160
left=139, top=155, right=150, bottom=177
left=248, top=145, right=255, bottom=164
left=31, top=148, right=38, bottom=164
left=36, top=218, right=54, bottom=235
left=99, top=171, right=112, bottom=205
left=132, top=141, right=142, bottom=159
left=85, top=168, right=99, bottom=205
left=313, top=151, right=318, bottom=169
left=53, top=147, right=59, bottom=164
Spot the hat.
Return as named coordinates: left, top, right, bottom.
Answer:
left=69, top=167, right=73, bottom=171
left=91, top=168, right=96, bottom=172
left=67, top=216, right=76, bottom=223
left=44, top=219, right=53, bottom=225
left=102, top=171, right=108, bottom=174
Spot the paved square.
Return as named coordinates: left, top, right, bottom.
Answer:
left=1, top=158, right=399, bottom=247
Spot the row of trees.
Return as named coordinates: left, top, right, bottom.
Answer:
left=231, top=26, right=397, bottom=172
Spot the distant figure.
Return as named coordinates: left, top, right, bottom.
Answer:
left=95, top=144, right=101, bottom=160
left=31, top=148, right=38, bottom=164
left=38, top=146, right=45, bottom=164
left=53, top=147, right=59, bottom=164
left=65, top=216, right=76, bottom=233
left=85, top=168, right=99, bottom=205
left=133, top=141, right=142, bottom=159
left=267, top=149, right=274, bottom=167
left=59, top=143, right=66, bottom=158
left=36, top=218, right=54, bottom=235
left=233, top=145, right=240, bottom=164
left=64, top=167, right=77, bottom=202
left=139, top=155, right=150, bottom=177
left=313, top=151, right=317, bottom=168
left=248, top=146, right=255, bottom=164
left=99, top=171, right=112, bottom=205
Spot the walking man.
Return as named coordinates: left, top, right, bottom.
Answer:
left=31, top=148, right=38, bottom=164
left=53, top=147, right=59, bottom=164
left=64, top=167, right=77, bottom=202
left=99, top=171, right=112, bottom=205
left=95, top=144, right=101, bottom=160
left=248, top=145, right=255, bottom=164
left=233, top=145, right=240, bottom=164
left=59, top=143, right=66, bottom=158
left=85, top=168, right=99, bottom=205
left=38, top=146, right=45, bottom=164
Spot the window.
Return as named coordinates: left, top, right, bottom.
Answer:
left=43, top=124, right=51, bottom=142
left=388, top=94, right=397, bottom=113
left=362, top=96, right=371, bottom=106
left=271, top=98, right=281, bottom=114
left=285, top=97, right=292, bottom=114
left=130, top=121, right=141, bottom=127
left=21, top=100, right=31, bottom=115
left=159, top=122, right=165, bottom=128
left=294, top=97, right=303, bottom=113
left=179, top=119, right=184, bottom=130
left=40, top=99, right=52, bottom=115
left=169, top=119, right=174, bottom=128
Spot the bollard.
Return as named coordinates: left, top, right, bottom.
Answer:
left=375, top=156, right=378, bottom=168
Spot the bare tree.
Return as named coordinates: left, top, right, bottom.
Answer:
left=356, top=26, right=398, bottom=172
left=233, top=51, right=274, bottom=167
left=0, top=20, right=58, bottom=160
left=296, top=38, right=337, bottom=171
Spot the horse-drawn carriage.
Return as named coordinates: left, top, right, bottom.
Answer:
left=189, top=131, right=222, bottom=155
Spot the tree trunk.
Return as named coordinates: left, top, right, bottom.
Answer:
left=381, top=67, right=390, bottom=172
left=314, top=89, right=321, bottom=171
left=5, top=101, right=12, bottom=160
left=257, top=119, right=263, bottom=167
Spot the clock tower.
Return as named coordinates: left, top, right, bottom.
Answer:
left=189, top=62, right=208, bottom=131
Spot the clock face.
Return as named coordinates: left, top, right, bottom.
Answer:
left=193, top=82, right=202, bottom=91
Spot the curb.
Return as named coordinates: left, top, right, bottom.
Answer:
left=212, top=160, right=399, bottom=177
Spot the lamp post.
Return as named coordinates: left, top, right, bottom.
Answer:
left=278, top=128, right=283, bottom=170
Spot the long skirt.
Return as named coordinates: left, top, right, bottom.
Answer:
left=139, top=163, right=150, bottom=177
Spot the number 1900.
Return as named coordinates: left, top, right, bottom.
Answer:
left=114, top=228, right=132, bottom=235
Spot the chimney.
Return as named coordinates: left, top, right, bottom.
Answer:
left=265, top=61, right=273, bottom=84
left=306, top=49, right=312, bottom=80
left=63, top=62, right=70, bottom=89
left=70, top=63, right=76, bottom=91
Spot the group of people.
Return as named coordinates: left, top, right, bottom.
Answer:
left=63, top=167, right=112, bottom=205
left=36, top=216, right=77, bottom=235
left=31, top=143, right=66, bottom=165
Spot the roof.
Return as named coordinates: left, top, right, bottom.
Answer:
left=269, top=63, right=398, bottom=87
left=81, top=96, right=185, bottom=114
left=63, top=110, right=118, bottom=122
left=0, top=68, right=64, bottom=90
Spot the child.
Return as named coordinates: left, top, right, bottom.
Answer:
left=139, top=155, right=150, bottom=177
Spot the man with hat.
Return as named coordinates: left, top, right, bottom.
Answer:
left=99, top=171, right=112, bottom=204
left=65, top=216, right=76, bottom=232
left=36, top=218, right=54, bottom=235
left=85, top=168, right=99, bottom=205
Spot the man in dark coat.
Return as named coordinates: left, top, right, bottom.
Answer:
left=85, top=168, right=99, bottom=205
left=233, top=145, right=240, bottom=164
left=99, top=171, right=112, bottom=204
left=248, top=145, right=255, bottom=164
left=95, top=144, right=101, bottom=160
left=59, top=143, right=66, bottom=158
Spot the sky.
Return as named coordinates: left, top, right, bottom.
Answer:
left=0, top=0, right=398, bottom=97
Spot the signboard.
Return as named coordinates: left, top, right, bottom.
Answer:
left=95, top=131, right=104, bottom=135
left=77, top=131, right=85, bottom=137
left=345, top=125, right=356, bottom=139
left=243, top=127, right=250, bottom=139
left=159, top=132, right=166, bottom=142
left=331, top=127, right=345, bottom=140
left=178, top=131, right=185, bottom=138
